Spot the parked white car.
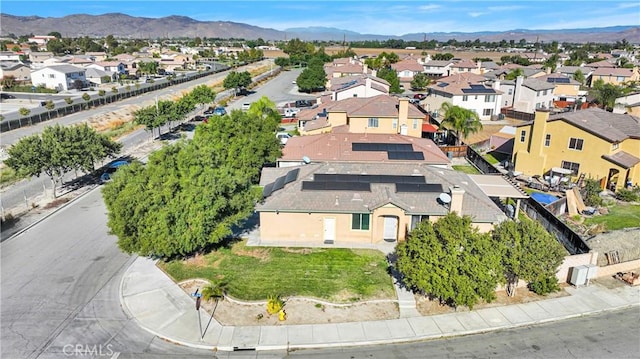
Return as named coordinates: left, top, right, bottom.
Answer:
left=276, top=132, right=292, bottom=145
left=241, top=103, right=251, bottom=111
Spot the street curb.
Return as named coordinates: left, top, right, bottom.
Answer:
left=118, top=257, right=640, bottom=352
left=2, top=184, right=101, bottom=243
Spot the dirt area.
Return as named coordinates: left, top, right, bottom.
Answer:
left=415, top=284, right=571, bottom=315
left=179, top=279, right=575, bottom=326
left=179, top=280, right=399, bottom=326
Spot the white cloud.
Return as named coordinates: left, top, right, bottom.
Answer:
left=617, top=2, right=640, bottom=9
left=417, top=4, right=442, bottom=12
left=468, top=12, right=488, bottom=18
left=487, top=5, right=526, bottom=12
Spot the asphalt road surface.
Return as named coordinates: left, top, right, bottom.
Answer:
left=291, top=308, right=640, bottom=359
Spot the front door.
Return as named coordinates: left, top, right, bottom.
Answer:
left=323, top=218, right=336, bottom=244
left=383, top=216, right=398, bottom=242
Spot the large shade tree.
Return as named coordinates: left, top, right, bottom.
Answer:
left=103, top=97, right=282, bottom=258
left=440, top=102, right=482, bottom=145
left=395, top=213, right=503, bottom=309
left=590, top=79, right=623, bottom=111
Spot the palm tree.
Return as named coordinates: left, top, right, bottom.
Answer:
left=201, top=282, right=226, bottom=315
left=440, top=102, right=482, bottom=146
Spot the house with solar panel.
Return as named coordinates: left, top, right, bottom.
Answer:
left=535, top=73, right=585, bottom=108
left=255, top=162, right=510, bottom=247
left=512, top=108, right=640, bottom=191
left=423, top=72, right=503, bottom=121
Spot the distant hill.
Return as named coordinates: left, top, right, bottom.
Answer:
left=1, top=13, right=638, bottom=43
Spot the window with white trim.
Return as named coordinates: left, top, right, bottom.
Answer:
left=410, top=215, right=429, bottom=230
left=351, top=213, right=370, bottom=230
left=485, top=94, right=495, bottom=102
left=412, top=119, right=418, bottom=129
left=544, top=134, right=551, bottom=147
left=368, top=117, right=379, bottom=128
left=483, top=108, right=493, bottom=116
left=568, top=137, right=584, bottom=151
left=392, top=118, right=397, bottom=129
left=462, top=95, right=468, bottom=101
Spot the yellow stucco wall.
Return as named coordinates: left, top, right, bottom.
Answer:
left=553, top=83, right=580, bottom=97
left=513, top=116, right=640, bottom=189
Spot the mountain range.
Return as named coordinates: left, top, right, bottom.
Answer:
left=1, top=13, right=638, bottom=43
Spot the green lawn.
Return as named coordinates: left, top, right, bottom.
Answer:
left=583, top=203, right=640, bottom=231
left=452, top=165, right=481, bottom=174
left=484, top=151, right=510, bottom=165
left=159, top=240, right=395, bottom=302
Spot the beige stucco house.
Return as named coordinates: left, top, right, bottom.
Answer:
left=256, top=162, right=507, bottom=247
left=299, top=95, right=425, bottom=138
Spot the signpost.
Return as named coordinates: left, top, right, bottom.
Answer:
left=192, top=288, right=203, bottom=340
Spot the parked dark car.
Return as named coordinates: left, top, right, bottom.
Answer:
left=0, top=93, right=16, bottom=99
left=295, top=99, right=314, bottom=108
left=413, top=93, right=426, bottom=100
left=191, top=115, right=206, bottom=122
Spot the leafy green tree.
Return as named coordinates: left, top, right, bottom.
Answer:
left=573, top=69, right=585, bottom=85
left=48, top=31, right=62, bottom=39
left=98, top=89, right=106, bottom=97
left=137, top=60, right=158, bottom=76
left=377, top=67, right=402, bottom=93
left=504, top=68, right=524, bottom=80
left=440, top=102, right=482, bottom=145
left=543, top=54, right=560, bottom=72
left=64, top=97, right=73, bottom=105
left=395, top=213, right=503, bottom=309
left=104, top=103, right=281, bottom=258
left=296, top=58, right=326, bottom=93
left=7, top=124, right=120, bottom=197
left=189, top=84, right=216, bottom=109
left=1, top=75, right=16, bottom=89
left=493, top=219, right=566, bottom=296
left=223, top=71, right=252, bottom=96
left=432, top=53, right=454, bottom=61
left=583, top=178, right=604, bottom=207
left=590, top=79, right=623, bottom=111
left=410, top=73, right=430, bottom=91
left=5, top=135, right=45, bottom=179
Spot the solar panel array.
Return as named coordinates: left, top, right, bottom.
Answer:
left=301, top=181, right=371, bottom=191
left=437, top=82, right=449, bottom=87
left=395, top=183, right=444, bottom=193
left=387, top=151, right=425, bottom=160
left=352, top=143, right=414, bottom=152
left=313, top=174, right=425, bottom=184
left=461, top=85, right=496, bottom=94
left=262, top=168, right=300, bottom=198
left=546, top=77, right=570, bottom=84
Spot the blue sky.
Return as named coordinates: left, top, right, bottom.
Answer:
left=2, top=1, right=639, bottom=36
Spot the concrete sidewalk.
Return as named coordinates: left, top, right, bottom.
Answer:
left=120, top=257, right=640, bottom=352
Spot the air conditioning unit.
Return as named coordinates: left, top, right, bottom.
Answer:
left=569, top=265, right=588, bottom=287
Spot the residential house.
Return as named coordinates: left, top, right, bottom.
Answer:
left=0, top=51, right=21, bottom=62
left=326, top=74, right=389, bottom=101
left=31, top=65, right=87, bottom=91
left=590, top=67, right=640, bottom=87
left=450, top=59, right=480, bottom=75
left=27, top=35, right=57, bottom=46
left=324, top=58, right=369, bottom=78
left=256, top=162, right=508, bottom=246
left=512, top=108, right=640, bottom=190
left=587, top=59, right=617, bottom=69
left=536, top=73, right=584, bottom=107
left=500, top=76, right=555, bottom=113
left=424, top=72, right=503, bottom=121
left=422, top=60, right=454, bottom=77
left=0, top=62, right=31, bottom=84
left=277, top=133, right=450, bottom=168
left=521, top=52, right=549, bottom=64
left=85, top=52, right=108, bottom=62
left=85, top=68, right=117, bottom=86
left=67, top=56, right=94, bottom=66
left=87, top=61, right=127, bottom=74
left=391, top=58, right=425, bottom=89
left=29, top=52, right=55, bottom=65
left=556, top=66, right=593, bottom=83
left=613, top=92, right=640, bottom=116
left=299, top=95, right=425, bottom=138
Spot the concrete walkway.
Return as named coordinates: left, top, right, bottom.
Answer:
left=120, top=257, right=640, bottom=352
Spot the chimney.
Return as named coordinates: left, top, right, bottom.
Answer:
left=363, top=63, right=368, bottom=74
left=449, top=185, right=465, bottom=214
left=398, top=97, right=409, bottom=130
